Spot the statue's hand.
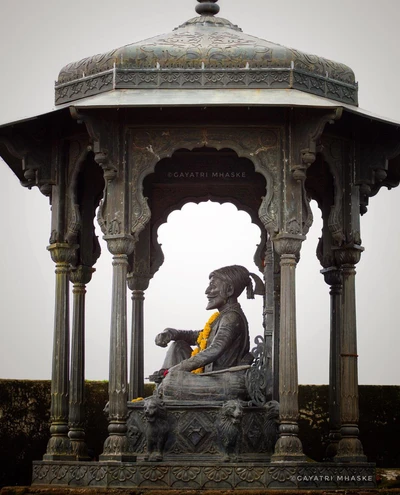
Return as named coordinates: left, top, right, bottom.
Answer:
left=155, top=328, right=175, bottom=347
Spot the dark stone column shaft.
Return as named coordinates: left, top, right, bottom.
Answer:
left=263, top=238, right=274, bottom=401
left=272, top=249, right=281, bottom=402
left=321, top=266, right=342, bottom=459
left=272, top=238, right=305, bottom=462
left=334, top=247, right=366, bottom=462
left=130, top=290, right=145, bottom=400
left=44, top=243, right=75, bottom=460
left=68, top=265, right=94, bottom=460
left=100, top=235, right=135, bottom=462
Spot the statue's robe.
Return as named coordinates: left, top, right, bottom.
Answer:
left=169, top=303, right=250, bottom=372
left=160, top=303, right=252, bottom=401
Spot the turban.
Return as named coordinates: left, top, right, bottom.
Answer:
left=209, top=265, right=264, bottom=299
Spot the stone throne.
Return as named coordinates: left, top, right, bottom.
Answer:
left=1, top=0, right=400, bottom=490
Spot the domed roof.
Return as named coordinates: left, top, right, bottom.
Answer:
left=55, top=0, right=357, bottom=106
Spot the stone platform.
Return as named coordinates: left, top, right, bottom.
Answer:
left=3, top=489, right=400, bottom=495
left=4, top=489, right=400, bottom=495
left=126, top=400, right=276, bottom=461
left=31, top=461, right=376, bottom=490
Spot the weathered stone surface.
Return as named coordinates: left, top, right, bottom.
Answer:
left=2, top=488, right=400, bottom=495
left=0, top=381, right=399, bottom=488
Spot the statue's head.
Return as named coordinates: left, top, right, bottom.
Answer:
left=205, top=265, right=256, bottom=310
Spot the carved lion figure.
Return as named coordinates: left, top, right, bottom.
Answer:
left=143, top=396, right=170, bottom=461
left=215, top=399, right=244, bottom=462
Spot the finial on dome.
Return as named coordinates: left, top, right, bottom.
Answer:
left=195, top=0, right=220, bottom=16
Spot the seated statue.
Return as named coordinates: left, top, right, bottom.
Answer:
left=154, top=265, right=263, bottom=401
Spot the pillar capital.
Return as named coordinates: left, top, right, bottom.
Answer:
left=127, top=271, right=151, bottom=292
left=272, top=233, right=305, bottom=257
left=333, top=244, right=364, bottom=267
left=321, top=266, right=342, bottom=287
left=47, top=243, right=77, bottom=265
left=69, top=265, right=95, bottom=285
left=104, top=234, right=135, bottom=256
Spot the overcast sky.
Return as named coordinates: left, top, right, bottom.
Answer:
left=0, top=0, right=399, bottom=385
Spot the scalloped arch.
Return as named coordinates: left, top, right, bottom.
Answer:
left=129, top=126, right=280, bottom=242
left=151, top=200, right=267, bottom=278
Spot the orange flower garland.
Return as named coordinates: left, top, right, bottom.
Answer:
left=191, top=312, right=219, bottom=374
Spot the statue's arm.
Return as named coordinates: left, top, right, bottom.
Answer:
left=155, top=328, right=199, bottom=347
left=172, top=313, right=239, bottom=372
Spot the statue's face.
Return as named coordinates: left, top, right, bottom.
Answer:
left=205, top=276, right=229, bottom=310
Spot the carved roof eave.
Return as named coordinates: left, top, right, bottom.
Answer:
left=66, top=88, right=400, bottom=127
left=1, top=90, right=399, bottom=132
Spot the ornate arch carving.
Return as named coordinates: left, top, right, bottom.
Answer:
left=128, top=126, right=281, bottom=242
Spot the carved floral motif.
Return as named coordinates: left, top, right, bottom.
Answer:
left=172, top=466, right=201, bottom=482
left=236, top=466, right=264, bottom=482
left=204, top=466, right=232, bottom=482
left=139, top=466, right=168, bottom=482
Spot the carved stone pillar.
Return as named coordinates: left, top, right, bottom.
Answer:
left=263, top=237, right=274, bottom=401
left=334, top=245, right=367, bottom=462
left=68, top=265, right=94, bottom=460
left=127, top=273, right=150, bottom=400
left=321, top=266, right=342, bottom=459
left=272, top=247, right=281, bottom=401
left=271, top=235, right=306, bottom=461
left=100, top=234, right=135, bottom=462
left=44, top=243, right=76, bottom=460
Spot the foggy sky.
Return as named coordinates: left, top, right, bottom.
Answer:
left=0, top=0, right=399, bottom=385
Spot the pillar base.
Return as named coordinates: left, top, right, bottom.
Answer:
left=43, top=436, right=74, bottom=461
left=100, top=434, right=136, bottom=463
left=70, top=440, right=91, bottom=461
left=334, top=437, right=367, bottom=463
left=325, top=429, right=341, bottom=459
left=271, top=435, right=306, bottom=462
left=334, top=426, right=367, bottom=463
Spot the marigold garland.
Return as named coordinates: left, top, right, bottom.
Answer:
left=191, top=311, right=219, bottom=374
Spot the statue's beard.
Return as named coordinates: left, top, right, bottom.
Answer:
left=206, top=295, right=224, bottom=310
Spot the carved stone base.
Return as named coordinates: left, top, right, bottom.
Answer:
left=334, top=437, right=367, bottom=463
left=99, top=435, right=136, bottom=462
left=126, top=400, right=277, bottom=461
left=43, top=436, right=74, bottom=461
left=70, top=439, right=91, bottom=462
left=32, top=461, right=376, bottom=490
left=271, top=433, right=306, bottom=462
left=325, top=429, right=341, bottom=460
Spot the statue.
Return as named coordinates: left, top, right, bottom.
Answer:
left=215, top=399, right=244, bottom=462
left=143, top=396, right=171, bottom=461
left=153, top=265, right=263, bottom=401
